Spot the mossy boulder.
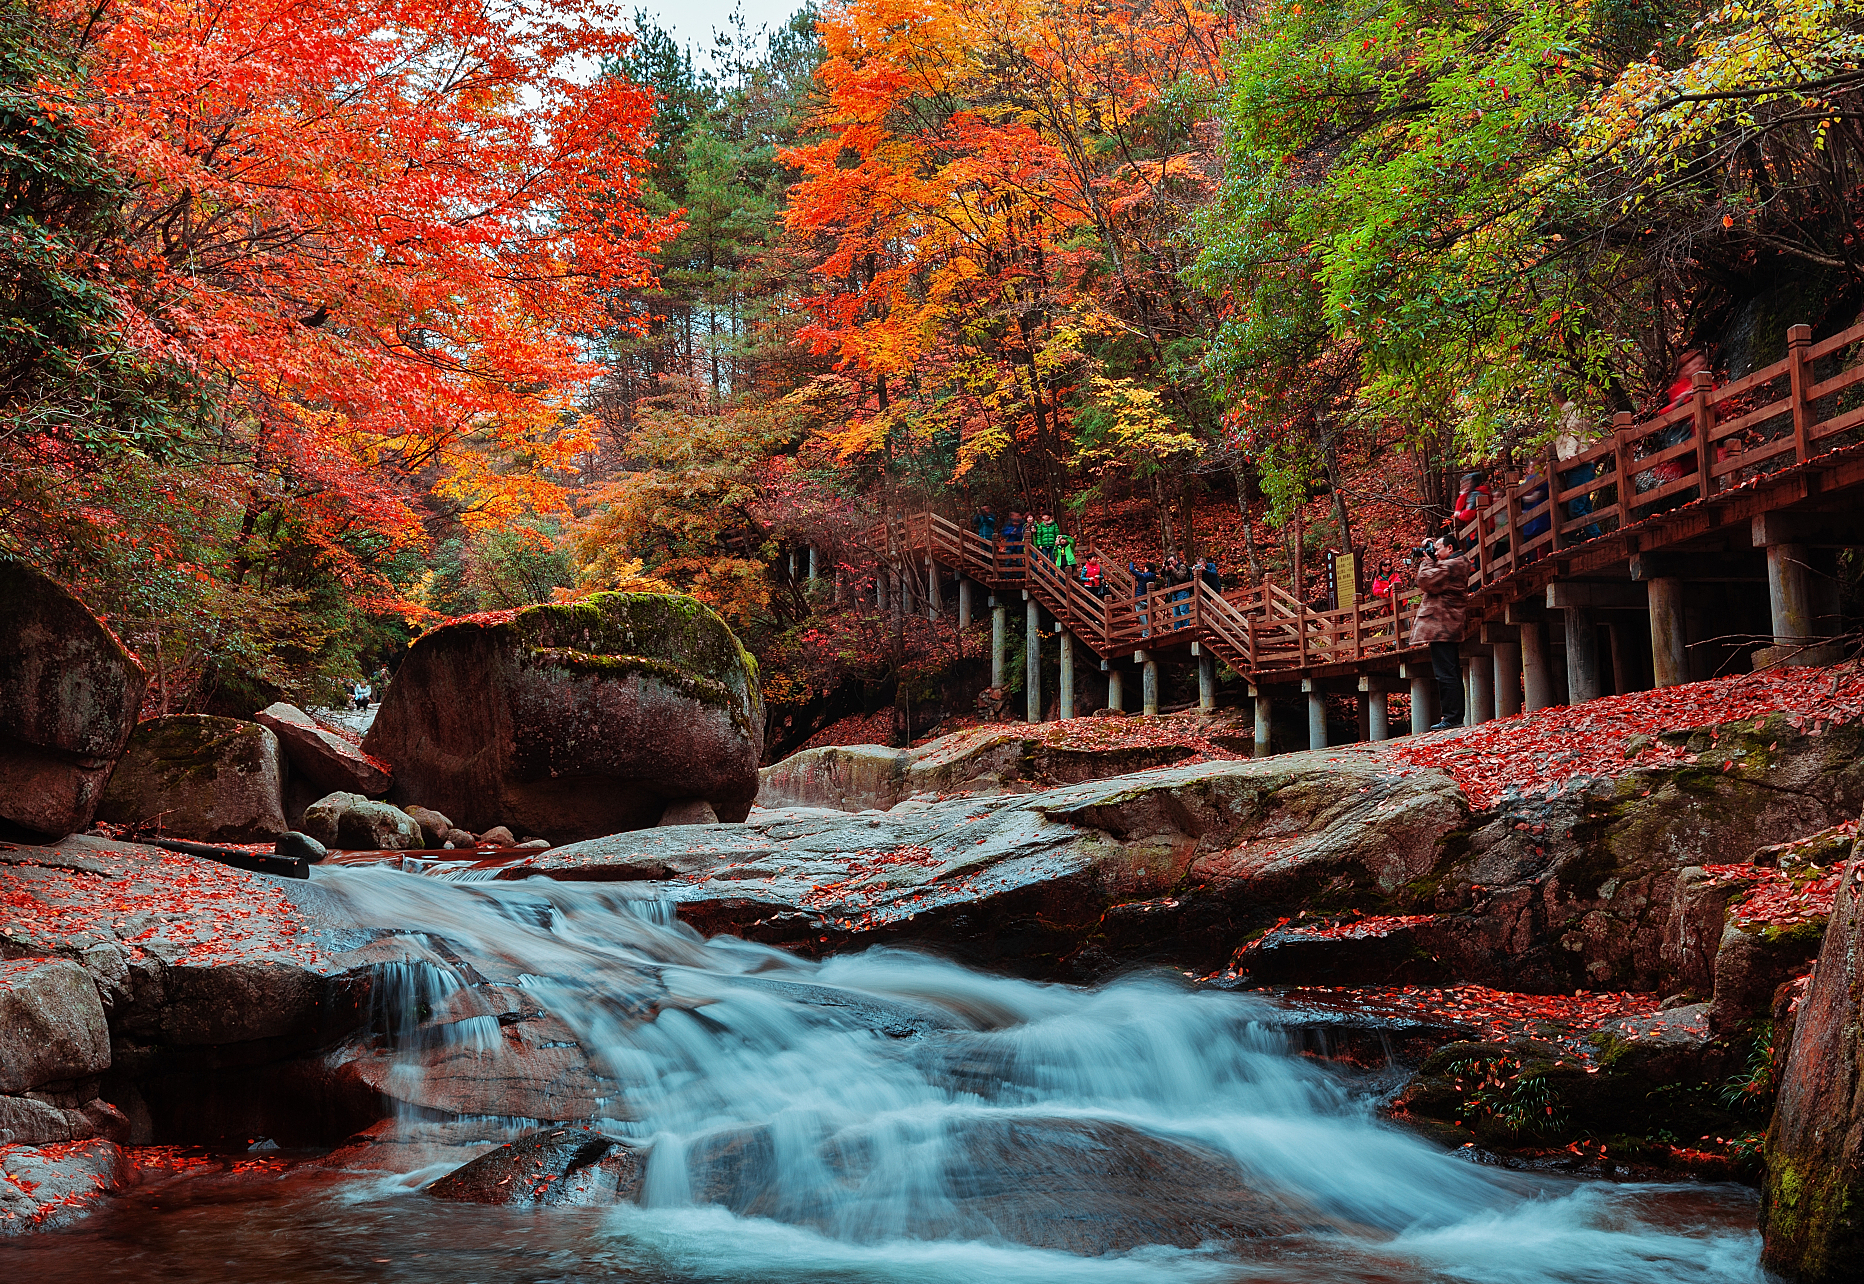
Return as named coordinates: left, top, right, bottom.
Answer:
left=0, top=561, right=147, bottom=837
left=362, top=593, right=764, bottom=843
left=95, top=715, right=286, bottom=842
left=1763, top=844, right=1864, bottom=1281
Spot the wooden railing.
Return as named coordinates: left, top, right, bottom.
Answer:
left=874, top=317, right=1864, bottom=678
left=1453, top=317, right=1864, bottom=595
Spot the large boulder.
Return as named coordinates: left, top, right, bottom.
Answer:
left=0, top=561, right=147, bottom=837
left=95, top=715, right=286, bottom=842
left=253, top=702, right=390, bottom=796
left=1763, top=848, right=1864, bottom=1281
left=362, top=593, right=763, bottom=843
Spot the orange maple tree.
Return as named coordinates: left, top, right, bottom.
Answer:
left=58, top=0, right=675, bottom=593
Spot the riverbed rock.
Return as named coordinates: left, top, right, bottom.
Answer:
left=496, top=751, right=1470, bottom=975
left=678, top=1115, right=1297, bottom=1252
left=253, top=702, right=391, bottom=796
left=0, top=1139, right=132, bottom=1235
left=301, top=792, right=422, bottom=850
left=94, top=715, right=286, bottom=842
left=756, top=719, right=1228, bottom=812
left=426, top=1126, right=644, bottom=1207
left=0, top=958, right=110, bottom=1093
left=1762, top=851, right=1864, bottom=1281
left=0, top=562, right=148, bottom=839
left=402, top=805, right=451, bottom=847
left=362, top=592, right=763, bottom=844
left=479, top=825, right=515, bottom=848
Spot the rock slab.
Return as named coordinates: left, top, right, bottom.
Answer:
left=254, top=702, right=390, bottom=796
left=0, top=561, right=147, bottom=838
left=363, top=592, right=764, bottom=843
left=0, top=958, right=110, bottom=1093
left=1763, top=850, right=1864, bottom=1281
left=95, top=715, right=286, bottom=842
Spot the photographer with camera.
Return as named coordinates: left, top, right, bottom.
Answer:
left=1410, top=535, right=1470, bottom=731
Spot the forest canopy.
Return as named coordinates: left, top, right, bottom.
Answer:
left=5, top=0, right=1860, bottom=744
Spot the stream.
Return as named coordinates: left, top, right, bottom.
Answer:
left=2, top=865, right=1770, bottom=1282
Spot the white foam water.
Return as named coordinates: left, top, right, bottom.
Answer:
left=302, top=865, right=1768, bottom=1282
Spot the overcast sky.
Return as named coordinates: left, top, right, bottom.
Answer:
left=635, top=0, right=811, bottom=69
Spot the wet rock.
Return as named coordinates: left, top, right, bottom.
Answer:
left=95, top=715, right=286, bottom=843
left=402, top=805, right=452, bottom=847
left=274, top=831, right=328, bottom=864
left=0, top=1139, right=132, bottom=1235
left=0, top=561, right=147, bottom=840
left=0, top=958, right=111, bottom=1093
left=0, top=1095, right=126, bottom=1145
left=302, top=792, right=422, bottom=850
left=682, top=1116, right=1296, bottom=1252
left=425, top=1125, right=644, bottom=1206
left=253, top=702, right=391, bottom=797
left=362, top=592, right=763, bottom=844
left=1763, top=852, right=1864, bottom=1281
left=498, top=752, right=1469, bottom=976
left=479, top=825, right=515, bottom=848
left=656, top=798, right=719, bottom=827
left=1230, top=916, right=1445, bottom=987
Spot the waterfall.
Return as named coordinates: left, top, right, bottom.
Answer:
left=274, top=866, right=1768, bottom=1281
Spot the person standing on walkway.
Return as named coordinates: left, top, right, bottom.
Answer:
left=1410, top=536, right=1470, bottom=730
left=1032, top=511, right=1060, bottom=563
left=1001, top=510, right=1025, bottom=578
left=1131, top=560, right=1157, bottom=636
left=1054, top=533, right=1077, bottom=571
left=973, top=506, right=996, bottom=541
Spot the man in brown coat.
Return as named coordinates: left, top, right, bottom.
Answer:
left=1410, top=536, right=1470, bottom=730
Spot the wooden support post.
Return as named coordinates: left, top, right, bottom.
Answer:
left=807, top=544, right=818, bottom=580
left=1692, top=369, right=1714, bottom=493
left=1058, top=630, right=1075, bottom=720
left=1252, top=686, right=1273, bottom=757
left=1565, top=606, right=1602, bottom=703
left=1141, top=656, right=1159, bottom=716
left=926, top=558, right=940, bottom=620
left=1026, top=596, right=1042, bottom=722
left=957, top=577, right=973, bottom=631
left=1543, top=448, right=1563, bottom=552
left=1612, top=411, right=1636, bottom=523
left=1403, top=664, right=1437, bottom=734
left=788, top=548, right=798, bottom=580
left=1195, top=645, right=1216, bottom=713
left=1521, top=621, right=1555, bottom=711
left=991, top=598, right=1006, bottom=688
left=1648, top=577, right=1687, bottom=689
left=1767, top=543, right=1815, bottom=647
left=1306, top=686, right=1328, bottom=750
left=1493, top=641, right=1522, bottom=717
left=1469, top=654, right=1494, bottom=724
left=1788, top=323, right=1814, bottom=464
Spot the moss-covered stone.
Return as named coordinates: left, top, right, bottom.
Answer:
left=95, top=715, right=286, bottom=843
left=363, top=592, right=764, bottom=843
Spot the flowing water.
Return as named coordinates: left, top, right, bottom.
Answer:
left=2, top=866, right=1769, bottom=1283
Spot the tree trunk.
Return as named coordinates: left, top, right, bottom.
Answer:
left=1233, top=464, right=1264, bottom=584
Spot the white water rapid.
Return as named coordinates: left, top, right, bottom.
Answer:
left=297, top=866, right=1768, bottom=1282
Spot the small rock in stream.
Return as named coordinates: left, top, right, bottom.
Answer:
left=425, top=1126, right=644, bottom=1206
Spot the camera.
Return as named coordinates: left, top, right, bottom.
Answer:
left=1416, top=538, right=1441, bottom=562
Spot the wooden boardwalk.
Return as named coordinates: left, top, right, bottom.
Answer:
left=891, top=318, right=1864, bottom=741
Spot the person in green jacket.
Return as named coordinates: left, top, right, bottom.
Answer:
left=1032, top=511, right=1061, bottom=562
left=1054, top=533, right=1077, bottom=569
